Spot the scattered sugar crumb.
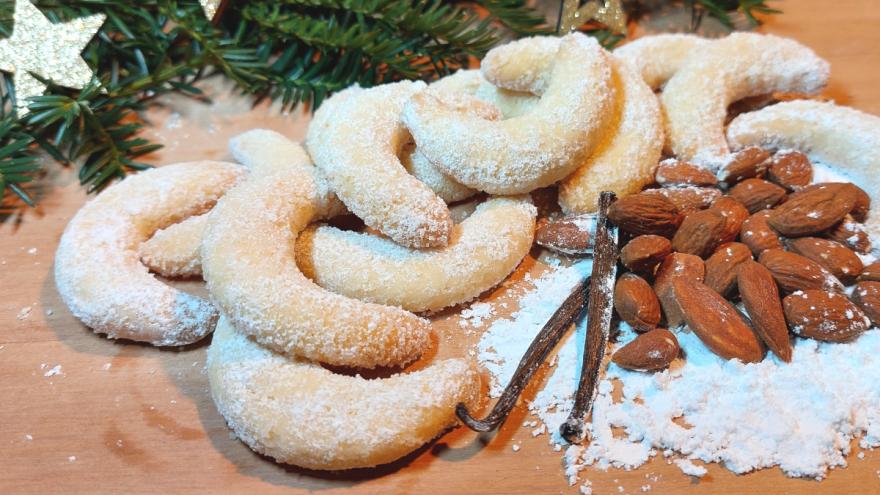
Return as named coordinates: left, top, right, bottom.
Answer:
left=116, top=439, right=123, bottom=448
left=579, top=480, right=592, bottom=495
left=17, top=306, right=32, bottom=320
left=512, top=444, right=521, bottom=452
left=67, top=456, right=76, bottom=462
left=101, top=363, right=112, bottom=371
left=27, top=247, right=37, bottom=255
left=44, top=365, right=62, bottom=377
left=24, top=434, right=32, bottom=441
left=674, top=459, right=707, bottom=478
left=460, top=302, right=495, bottom=328
left=45, top=309, right=54, bottom=316
left=640, top=484, right=652, bottom=492
left=858, top=452, right=865, bottom=460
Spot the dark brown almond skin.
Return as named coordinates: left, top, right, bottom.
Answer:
left=672, top=209, right=726, bottom=258
left=729, top=178, right=787, bottom=214
left=719, top=147, right=771, bottom=186
left=768, top=183, right=857, bottom=236
left=608, top=193, right=682, bottom=237
left=766, top=150, right=813, bottom=191
left=614, top=273, right=662, bottom=332
left=825, top=216, right=872, bottom=254
left=783, top=290, right=870, bottom=342
left=711, top=196, right=750, bottom=244
left=852, top=281, right=880, bottom=326
left=859, top=262, right=880, bottom=283
left=798, top=182, right=871, bottom=223
left=758, top=249, right=844, bottom=294
left=740, top=210, right=783, bottom=256
left=642, top=187, right=721, bottom=213
left=786, top=237, right=863, bottom=285
left=655, top=159, right=718, bottom=187
left=620, top=235, right=672, bottom=277
left=654, top=253, right=705, bottom=328
left=671, top=278, right=765, bottom=363
left=736, top=260, right=792, bottom=362
left=536, top=214, right=594, bottom=255
left=704, top=242, right=753, bottom=297
left=612, top=328, right=680, bottom=371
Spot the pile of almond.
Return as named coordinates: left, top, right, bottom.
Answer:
left=538, top=147, right=879, bottom=372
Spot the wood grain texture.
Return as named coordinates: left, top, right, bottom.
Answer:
left=3, top=2, right=880, bottom=493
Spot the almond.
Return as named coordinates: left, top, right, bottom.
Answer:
left=758, top=249, right=844, bottom=294
left=671, top=278, right=765, bottom=362
left=858, top=261, right=880, bottom=282
left=852, top=281, right=880, bottom=325
left=614, top=273, right=662, bottom=332
left=766, top=150, right=812, bottom=191
left=797, top=182, right=870, bottom=222
left=740, top=210, right=783, bottom=256
left=736, top=260, right=792, bottom=362
left=719, top=147, right=771, bottom=186
left=704, top=242, right=753, bottom=297
left=611, top=328, right=680, bottom=371
left=782, top=290, right=870, bottom=342
left=672, top=209, right=726, bottom=258
left=536, top=214, right=594, bottom=255
left=729, top=178, right=787, bottom=213
left=654, top=253, right=705, bottom=328
left=642, top=187, right=722, bottom=213
left=786, top=237, right=863, bottom=285
left=768, top=183, right=857, bottom=236
left=710, top=196, right=750, bottom=243
left=825, top=215, right=872, bottom=254
left=655, top=159, right=718, bottom=187
left=620, top=235, right=672, bottom=277
left=608, top=193, right=682, bottom=237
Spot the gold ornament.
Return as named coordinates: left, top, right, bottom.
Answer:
left=0, top=0, right=105, bottom=114
left=558, top=0, right=626, bottom=34
left=199, top=0, right=223, bottom=20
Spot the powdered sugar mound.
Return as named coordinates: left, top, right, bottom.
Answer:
left=478, top=262, right=880, bottom=483
left=673, top=459, right=707, bottom=477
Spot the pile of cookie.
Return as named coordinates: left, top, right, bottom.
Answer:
left=53, top=30, right=880, bottom=471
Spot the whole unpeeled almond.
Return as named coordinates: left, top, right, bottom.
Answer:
left=729, top=178, right=787, bottom=214
left=643, top=187, right=721, bottom=213
left=611, top=328, right=680, bottom=371
left=655, top=159, right=718, bottom=187
left=719, top=147, right=771, bottom=186
left=782, top=290, right=870, bottom=342
left=710, top=196, right=750, bottom=244
left=758, top=249, right=844, bottom=294
left=859, top=261, right=880, bottom=283
left=767, top=183, right=857, bottom=236
left=704, top=242, right=753, bottom=297
left=825, top=216, right=872, bottom=254
left=608, top=193, right=682, bottom=237
left=736, top=260, right=792, bottom=362
left=766, top=150, right=812, bottom=191
left=786, top=237, right=863, bottom=285
left=654, top=253, right=705, bottom=328
left=672, top=209, right=726, bottom=258
left=536, top=214, right=594, bottom=255
left=740, top=210, right=783, bottom=256
left=851, top=281, right=880, bottom=326
left=614, top=273, right=662, bottom=332
left=620, top=235, right=672, bottom=277
left=671, top=278, right=764, bottom=363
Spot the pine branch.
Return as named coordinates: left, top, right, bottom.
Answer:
left=475, top=0, right=553, bottom=35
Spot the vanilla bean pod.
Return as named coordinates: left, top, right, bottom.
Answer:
left=559, top=191, right=618, bottom=443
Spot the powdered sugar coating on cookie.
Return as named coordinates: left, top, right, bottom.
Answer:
left=207, top=318, right=480, bottom=470
left=661, top=32, right=830, bottom=167
left=201, top=137, right=431, bottom=368
left=614, top=33, right=708, bottom=90
left=307, top=81, right=453, bottom=248
left=402, top=33, right=616, bottom=194
left=297, top=196, right=537, bottom=312
left=55, top=161, right=245, bottom=346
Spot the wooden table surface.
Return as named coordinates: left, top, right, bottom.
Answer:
left=3, top=1, right=880, bottom=493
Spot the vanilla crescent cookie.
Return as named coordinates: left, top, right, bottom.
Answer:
left=559, top=56, right=664, bottom=213
left=726, top=100, right=880, bottom=234
left=614, top=34, right=708, bottom=90
left=307, top=81, right=454, bottom=248
left=402, top=33, right=616, bottom=194
left=296, top=196, right=537, bottom=312
left=201, top=136, right=431, bottom=369
left=661, top=32, right=830, bottom=167
left=141, top=129, right=347, bottom=278
left=55, top=161, right=245, bottom=346
left=207, top=317, right=480, bottom=470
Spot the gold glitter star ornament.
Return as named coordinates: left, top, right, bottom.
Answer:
left=0, top=1, right=105, bottom=113
left=200, top=0, right=223, bottom=20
